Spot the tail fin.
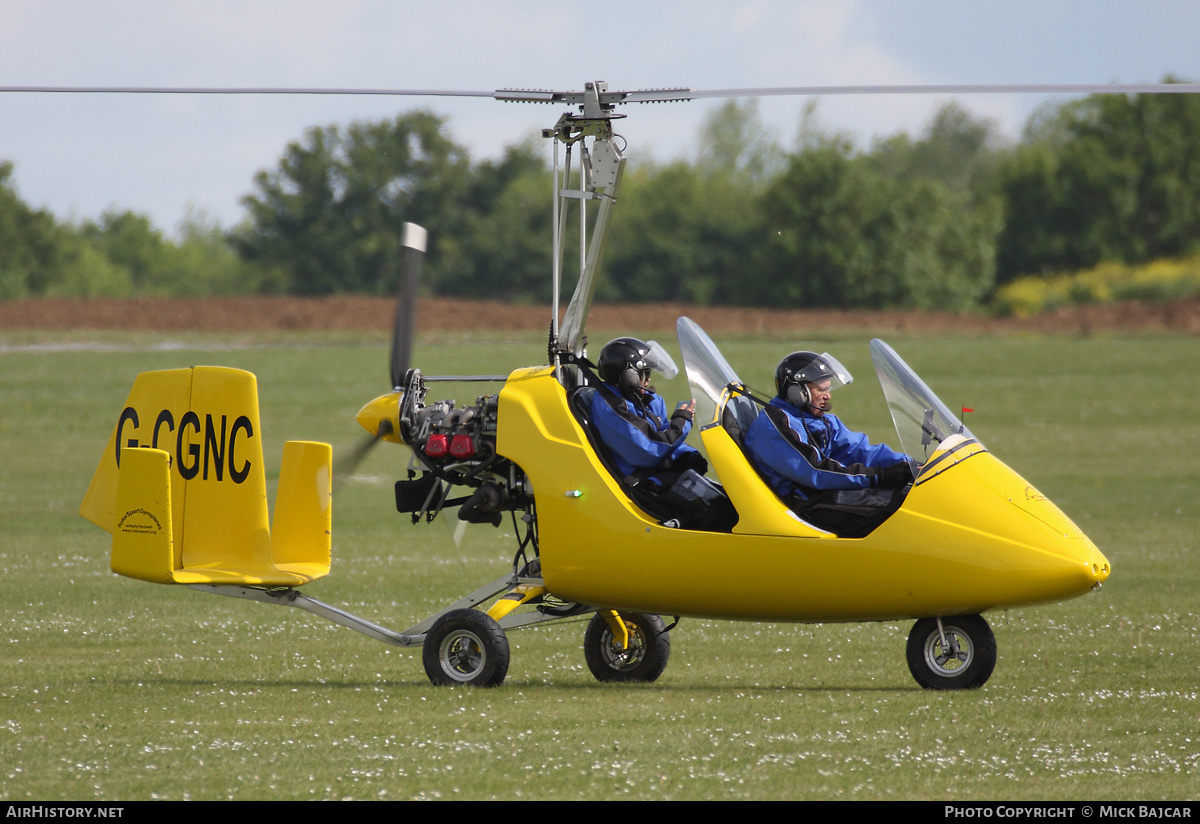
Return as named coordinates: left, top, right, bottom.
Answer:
left=82, top=366, right=330, bottom=587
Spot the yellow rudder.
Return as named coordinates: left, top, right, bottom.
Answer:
left=110, top=447, right=177, bottom=584
left=176, top=367, right=271, bottom=573
left=270, top=441, right=333, bottom=581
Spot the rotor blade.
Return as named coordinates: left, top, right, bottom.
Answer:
left=687, top=83, right=1200, bottom=98
left=6, top=82, right=1200, bottom=99
left=0, top=85, right=498, bottom=97
left=390, top=223, right=426, bottom=390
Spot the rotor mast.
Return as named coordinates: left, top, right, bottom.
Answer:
left=533, top=81, right=625, bottom=364
left=513, top=82, right=692, bottom=363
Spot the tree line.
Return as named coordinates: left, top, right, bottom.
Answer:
left=5, top=80, right=1200, bottom=311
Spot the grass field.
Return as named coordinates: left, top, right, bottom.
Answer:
left=1, top=324, right=1197, bottom=800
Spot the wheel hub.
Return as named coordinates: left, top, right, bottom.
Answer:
left=603, top=627, right=646, bottom=670
left=924, top=627, right=973, bottom=677
left=440, top=630, right=486, bottom=681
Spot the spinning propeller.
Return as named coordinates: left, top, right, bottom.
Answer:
left=332, top=222, right=426, bottom=484
left=391, top=223, right=427, bottom=392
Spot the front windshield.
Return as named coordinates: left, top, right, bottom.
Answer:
left=677, top=316, right=742, bottom=426
left=870, top=339, right=979, bottom=462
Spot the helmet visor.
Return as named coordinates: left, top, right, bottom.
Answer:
left=794, top=353, right=853, bottom=390
left=641, top=340, right=679, bottom=381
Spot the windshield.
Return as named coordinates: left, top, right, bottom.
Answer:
left=870, top=338, right=979, bottom=462
left=676, top=317, right=743, bottom=427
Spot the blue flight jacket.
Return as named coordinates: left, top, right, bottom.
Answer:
left=744, top=396, right=910, bottom=500
left=590, top=384, right=700, bottom=480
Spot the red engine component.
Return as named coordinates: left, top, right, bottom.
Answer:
left=449, top=434, right=475, bottom=459
left=424, top=433, right=449, bottom=458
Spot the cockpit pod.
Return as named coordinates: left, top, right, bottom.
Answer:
left=873, top=337, right=1109, bottom=596
left=677, top=317, right=1110, bottom=621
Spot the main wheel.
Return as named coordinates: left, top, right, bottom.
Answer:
left=423, top=609, right=510, bottom=687
left=906, top=614, right=996, bottom=690
left=583, top=612, right=670, bottom=683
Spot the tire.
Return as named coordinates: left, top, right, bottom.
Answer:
left=423, top=609, right=510, bottom=687
left=906, top=614, right=996, bottom=690
left=583, top=612, right=670, bottom=683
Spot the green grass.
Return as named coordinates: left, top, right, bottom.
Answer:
left=1, top=325, right=1197, bottom=800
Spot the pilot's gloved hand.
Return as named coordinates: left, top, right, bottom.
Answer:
left=875, top=460, right=915, bottom=489
left=671, top=399, right=696, bottom=422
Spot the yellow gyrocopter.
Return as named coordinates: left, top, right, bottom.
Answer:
left=78, top=82, right=1111, bottom=690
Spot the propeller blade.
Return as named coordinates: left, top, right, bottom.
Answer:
left=390, top=223, right=427, bottom=390
left=449, top=517, right=468, bottom=549
left=332, top=434, right=383, bottom=489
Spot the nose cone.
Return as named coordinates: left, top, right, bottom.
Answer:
left=355, top=391, right=404, bottom=444
left=901, top=448, right=1113, bottom=610
left=1038, top=528, right=1113, bottom=603
left=1007, top=481, right=1111, bottom=589
left=1081, top=545, right=1112, bottom=587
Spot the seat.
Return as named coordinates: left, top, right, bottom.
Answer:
left=720, top=392, right=760, bottom=451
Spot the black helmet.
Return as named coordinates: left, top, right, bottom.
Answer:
left=598, top=337, right=678, bottom=390
left=775, top=351, right=853, bottom=399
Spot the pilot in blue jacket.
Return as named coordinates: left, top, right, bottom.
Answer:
left=589, top=337, right=704, bottom=482
left=745, top=350, right=914, bottom=535
left=587, top=337, right=737, bottom=531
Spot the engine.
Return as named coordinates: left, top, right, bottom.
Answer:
left=406, top=393, right=499, bottom=468
left=393, top=384, right=529, bottom=528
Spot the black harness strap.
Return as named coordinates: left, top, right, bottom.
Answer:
left=763, top=404, right=826, bottom=468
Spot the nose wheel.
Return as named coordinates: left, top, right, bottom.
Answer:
left=906, top=614, right=996, bottom=690
left=583, top=612, right=671, bottom=683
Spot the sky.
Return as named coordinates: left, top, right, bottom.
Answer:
left=3, top=0, right=1200, bottom=235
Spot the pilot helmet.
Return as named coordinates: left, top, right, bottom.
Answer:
left=598, top=337, right=679, bottom=391
left=775, top=351, right=853, bottom=407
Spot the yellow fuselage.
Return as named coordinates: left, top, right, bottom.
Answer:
left=496, top=366, right=1110, bottom=622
